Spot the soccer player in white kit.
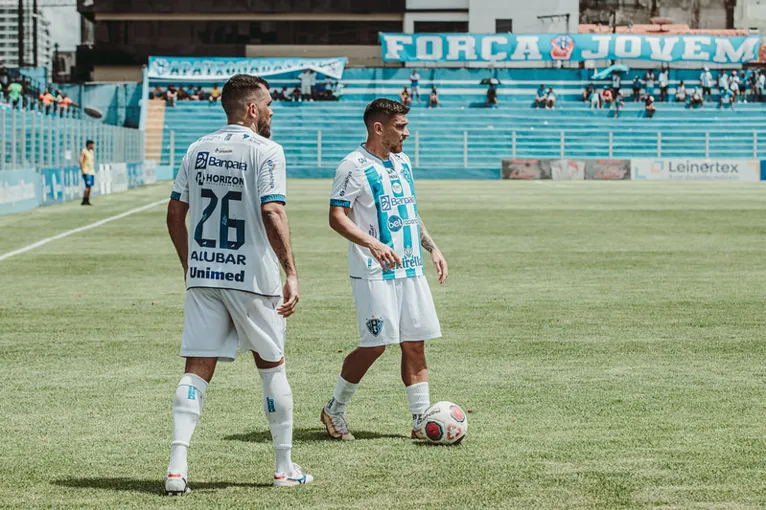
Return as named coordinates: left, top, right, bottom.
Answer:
left=165, top=74, right=312, bottom=493
left=320, top=98, right=448, bottom=440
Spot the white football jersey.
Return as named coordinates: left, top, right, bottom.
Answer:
left=330, top=145, right=424, bottom=280
left=171, top=124, right=286, bottom=297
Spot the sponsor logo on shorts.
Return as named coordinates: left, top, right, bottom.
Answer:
left=366, top=316, right=384, bottom=337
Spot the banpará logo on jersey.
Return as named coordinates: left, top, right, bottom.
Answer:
left=391, top=182, right=403, bottom=194
left=366, top=316, right=384, bottom=337
left=194, top=151, right=248, bottom=171
left=196, top=171, right=244, bottom=187
left=380, top=194, right=416, bottom=211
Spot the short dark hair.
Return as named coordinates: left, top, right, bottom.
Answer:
left=86, top=140, right=94, bottom=146
left=363, top=98, right=409, bottom=129
left=221, top=74, right=270, bottom=117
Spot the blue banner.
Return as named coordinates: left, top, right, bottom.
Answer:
left=380, top=33, right=762, bottom=64
left=0, top=169, right=41, bottom=216
left=127, top=162, right=145, bottom=189
left=148, top=57, right=348, bottom=82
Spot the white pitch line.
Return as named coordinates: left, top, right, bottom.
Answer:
left=0, top=198, right=166, bottom=263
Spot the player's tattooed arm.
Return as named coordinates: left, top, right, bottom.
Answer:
left=262, top=201, right=300, bottom=317
left=419, top=217, right=439, bottom=253
left=262, top=203, right=297, bottom=277
left=420, top=216, right=448, bottom=284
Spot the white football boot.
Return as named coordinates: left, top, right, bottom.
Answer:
left=320, top=405, right=355, bottom=441
left=273, top=463, right=314, bottom=487
left=165, top=473, right=190, bottom=495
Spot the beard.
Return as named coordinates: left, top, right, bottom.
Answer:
left=384, top=136, right=404, bottom=153
left=257, top=118, right=271, bottom=138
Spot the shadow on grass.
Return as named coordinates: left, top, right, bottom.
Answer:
left=224, top=427, right=407, bottom=443
left=52, top=477, right=271, bottom=495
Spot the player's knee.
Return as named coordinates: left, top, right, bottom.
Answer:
left=363, top=345, right=387, bottom=359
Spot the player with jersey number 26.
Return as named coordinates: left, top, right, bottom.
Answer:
left=321, top=98, right=449, bottom=441
left=165, top=74, right=311, bottom=494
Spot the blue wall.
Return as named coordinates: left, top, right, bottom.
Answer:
left=54, top=83, right=142, bottom=127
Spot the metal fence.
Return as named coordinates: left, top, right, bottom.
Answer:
left=0, top=108, right=143, bottom=170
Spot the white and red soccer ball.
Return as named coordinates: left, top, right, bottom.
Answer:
left=420, top=401, right=467, bottom=445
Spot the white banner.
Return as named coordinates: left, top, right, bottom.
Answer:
left=143, top=160, right=157, bottom=185
left=148, top=57, right=348, bottom=81
left=632, top=159, right=760, bottom=181
left=550, top=159, right=586, bottom=180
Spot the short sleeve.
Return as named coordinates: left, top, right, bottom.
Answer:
left=330, top=159, right=364, bottom=209
left=258, top=144, right=287, bottom=204
left=170, top=154, right=190, bottom=203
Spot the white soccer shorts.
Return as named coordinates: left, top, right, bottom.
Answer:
left=351, top=275, right=441, bottom=348
left=180, top=287, right=286, bottom=362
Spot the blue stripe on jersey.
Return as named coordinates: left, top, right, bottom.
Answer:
left=389, top=175, right=417, bottom=278
left=363, top=165, right=395, bottom=280
left=330, top=199, right=351, bottom=208
left=261, top=194, right=286, bottom=204
left=401, top=162, right=424, bottom=265
left=170, top=191, right=181, bottom=201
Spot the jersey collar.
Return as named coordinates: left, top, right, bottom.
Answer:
left=360, top=144, right=395, bottom=169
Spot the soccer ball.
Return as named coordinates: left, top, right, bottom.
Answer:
left=420, top=401, right=467, bottom=445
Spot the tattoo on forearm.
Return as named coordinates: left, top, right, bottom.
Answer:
left=263, top=210, right=297, bottom=276
left=419, top=217, right=438, bottom=253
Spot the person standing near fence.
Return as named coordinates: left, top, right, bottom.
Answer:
left=80, top=140, right=95, bottom=206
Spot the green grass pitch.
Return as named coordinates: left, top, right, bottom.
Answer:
left=1, top=180, right=765, bottom=509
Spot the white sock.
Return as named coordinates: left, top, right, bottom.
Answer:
left=406, top=382, right=430, bottom=429
left=327, top=375, right=358, bottom=415
left=168, top=373, right=208, bottom=476
left=258, top=364, right=294, bottom=475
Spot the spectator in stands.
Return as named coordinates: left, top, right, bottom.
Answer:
left=717, top=71, right=729, bottom=94
left=6, top=79, right=22, bottom=109
left=589, top=87, right=601, bottom=109
left=59, top=93, right=73, bottom=116
left=700, top=67, right=713, bottom=102
left=410, top=69, right=421, bottom=102
left=613, top=89, right=625, bottom=118
left=400, top=86, right=412, bottom=106
left=689, top=87, right=704, bottom=108
left=719, top=84, right=735, bottom=110
left=166, top=85, right=178, bottom=106
left=277, top=86, right=290, bottom=101
left=535, top=84, right=547, bottom=108
left=321, top=76, right=336, bottom=100
left=545, top=87, right=556, bottom=109
left=658, top=67, right=669, bottom=102
left=601, top=86, right=613, bottom=108
left=298, top=69, right=315, bottom=101
left=758, top=71, right=765, bottom=102
left=39, top=89, right=54, bottom=114
left=644, top=95, right=656, bottom=118
left=197, top=87, right=207, bottom=101
left=177, top=85, right=188, bottom=101
left=209, top=84, right=221, bottom=103
left=729, top=78, right=740, bottom=105
left=611, top=71, right=622, bottom=95
left=290, top=86, right=301, bottom=102
left=583, top=83, right=594, bottom=103
left=54, top=89, right=64, bottom=113
left=428, top=86, right=439, bottom=108
left=151, top=85, right=164, bottom=100
left=675, top=81, right=687, bottom=103
left=186, top=85, right=198, bottom=100
left=632, top=76, right=642, bottom=102
left=486, top=83, right=498, bottom=108
left=644, top=70, right=656, bottom=99
left=731, top=70, right=744, bottom=102
left=747, top=70, right=758, bottom=103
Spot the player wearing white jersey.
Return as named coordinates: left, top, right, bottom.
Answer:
left=165, top=74, right=311, bottom=493
left=320, top=99, right=448, bottom=441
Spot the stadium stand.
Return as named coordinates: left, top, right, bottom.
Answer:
left=156, top=69, right=766, bottom=179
